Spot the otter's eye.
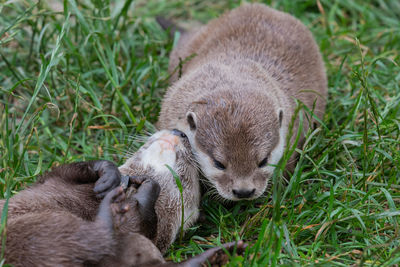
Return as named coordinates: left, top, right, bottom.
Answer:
left=258, top=157, right=268, bottom=168
left=213, top=159, right=226, bottom=170
left=180, top=132, right=187, bottom=139
left=172, top=129, right=188, bottom=139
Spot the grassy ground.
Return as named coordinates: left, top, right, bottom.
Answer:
left=1, top=0, right=400, bottom=265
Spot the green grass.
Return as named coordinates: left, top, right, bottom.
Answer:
left=1, top=0, right=400, bottom=265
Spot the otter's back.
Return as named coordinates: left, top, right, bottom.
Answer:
left=167, top=3, right=327, bottom=118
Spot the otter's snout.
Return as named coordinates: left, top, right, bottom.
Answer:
left=156, top=129, right=188, bottom=150
left=232, top=188, right=256, bottom=199
left=157, top=132, right=180, bottom=149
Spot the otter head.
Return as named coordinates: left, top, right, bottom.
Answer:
left=120, top=129, right=197, bottom=187
left=118, top=129, right=198, bottom=235
left=182, top=91, right=286, bottom=201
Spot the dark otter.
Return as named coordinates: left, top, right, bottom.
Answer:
left=158, top=4, right=328, bottom=201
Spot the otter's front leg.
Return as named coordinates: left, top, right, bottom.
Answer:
left=96, top=186, right=127, bottom=229
left=113, top=176, right=160, bottom=240
left=100, top=180, right=164, bottom=267
left=39, top=160, right=121, bottom=198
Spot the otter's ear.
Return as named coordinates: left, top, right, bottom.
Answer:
left=186, top=112, right=197, bottom=131
left=278, top=109, right=283, bottom=128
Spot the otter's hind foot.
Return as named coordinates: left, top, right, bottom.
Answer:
left=111, top=192, right=130, bottom=229
left=97, top=186, right=125, bottom=230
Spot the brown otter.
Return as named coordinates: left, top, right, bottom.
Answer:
left=1, top=160, right=163, bottom=266
left=158, top=3, right=328, bottom=201
left=119, top=129, right=201, bottom=254
left=1, top=131, right=242, bottom=266
left=1, top=160, right=122, bottom=223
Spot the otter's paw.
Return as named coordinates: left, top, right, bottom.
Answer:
left=97, top=186, right=125, bottom=229
left=185, top=241, right=247, bottom=267
left=132, top=177, right=160, bottom=212
left=110, top=192, right=130, bottom=229
left=93, top=160, right=121, bottom=198
left=127, top=175, right=151, bottom=189
left=131, top=177, right=160, bottom=239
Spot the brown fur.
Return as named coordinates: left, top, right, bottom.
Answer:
left=0, top=161, right=164, bottom=266
left=1, top=139, right=243, bottom=266
left=119, top=130, right=201, bottom=254
left=158, top=4, right=327, bottom=200
left=5, top=211, right=115, bottom=266
left=1, top=137, right=245, bottom=266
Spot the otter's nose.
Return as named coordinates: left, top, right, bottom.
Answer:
left=172, top=129, right=188, bottom=139
left=232, top=188, right=256, bottom=199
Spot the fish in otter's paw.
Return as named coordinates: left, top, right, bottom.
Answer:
left=157, top=3, right=328, bottom=201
